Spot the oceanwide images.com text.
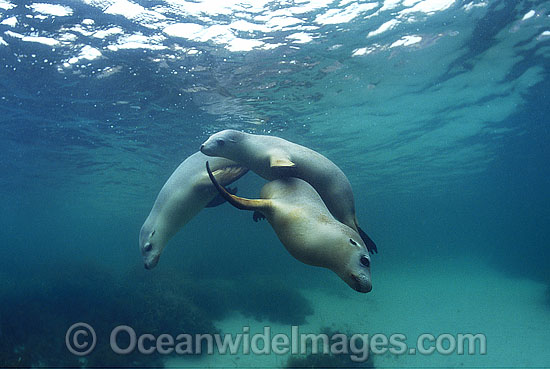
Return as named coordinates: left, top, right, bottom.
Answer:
left=66, top=323, right=487, bottom=361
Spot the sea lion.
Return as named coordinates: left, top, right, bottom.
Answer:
left=206, top=161, right=372, bottom=293
left=200, top=130, right=377, bottom=254
left=139, top=152, right=248, bottom=269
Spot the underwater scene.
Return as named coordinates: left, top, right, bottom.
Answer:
left=1, top=0, right=550, bottom=368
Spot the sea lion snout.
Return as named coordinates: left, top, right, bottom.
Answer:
left=143, top=254, right=160, bottom=270
left=201, top=130, right=243, bottom=157
left=351, top=273, right=372, bottom=293
left=200, top=140, right=220, bottom=156
left=140, top=232, right=160, bottom=269
left=200, top=141, right=213, bottom=155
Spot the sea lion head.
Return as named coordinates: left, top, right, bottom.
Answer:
left=139, top=224, right=164, bottom=270
left=334, top=236, right=372, bottom=293
left=200, top=129, right=244, bottom=158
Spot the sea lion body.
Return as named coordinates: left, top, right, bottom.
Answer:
left=139, top=152, right=247, bottom=269
left=200, top=130, right=377, bottom=254
left=206, top=162, right=372, bottom=293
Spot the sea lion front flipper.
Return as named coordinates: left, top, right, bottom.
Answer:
left=269, top=150, right=296, bottom=168
left=206, top=187, right=238, bottom=208
left=270, top=157, right=296, bottom=167
left=253, top=211, right=266, bottom=222
left=210, top=166, right=248, bottom=185
left=207, top=161, right=271, bottom=212
left=358, top=226, right=378, bottom=254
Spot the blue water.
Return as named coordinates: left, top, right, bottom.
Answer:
left=1, top=0, right=549, bottom=368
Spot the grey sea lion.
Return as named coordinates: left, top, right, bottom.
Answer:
left=206, top=161, right=372, bottom=293
left=139, top=152, right=248, bottom=269
left=200, top=130, right=377, bottom=254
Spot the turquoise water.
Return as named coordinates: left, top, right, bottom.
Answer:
left=1, top=0, right=550, bottom=368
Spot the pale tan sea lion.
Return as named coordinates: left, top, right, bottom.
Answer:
left=139, top=152, right=247, bottom=269
left=206, top=161, right=372, bottom=293
left=200, top=129, right=377, bottom=254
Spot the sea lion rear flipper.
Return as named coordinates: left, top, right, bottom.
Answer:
left=206, top=161, right=270, bottom=212
left=206, top=187, right=238, bottom=208
left=358, top=226, right=378, bottom=254
left=253, top=211, right=266, bottom=222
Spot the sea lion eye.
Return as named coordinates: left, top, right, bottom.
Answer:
left=349, top=238, right=357, bottom=246
left=216, top=139, right=225, bottom=146
left=144, top=242, right=153, bottom=252
left=150, top=230, right=155, bottom=237
left=360, top=256, right=370, bottom=267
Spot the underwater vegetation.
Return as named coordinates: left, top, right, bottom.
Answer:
left=0, top=263, right=313, bottom=368
left=284, top=327, right=375, bottom=369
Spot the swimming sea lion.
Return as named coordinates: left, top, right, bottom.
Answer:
left=139, top=152, right=248, bottom=269
left=200, top=130, right=377, bottom=254
left=206, top=161, right=372, bottom=293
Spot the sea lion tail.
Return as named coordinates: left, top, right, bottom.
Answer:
left=206, top=161, right=270, bottom=212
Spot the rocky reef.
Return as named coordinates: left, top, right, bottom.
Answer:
left=0, top=263, right=314, bottom=368
left=284, top=327, right=375, bottom=369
